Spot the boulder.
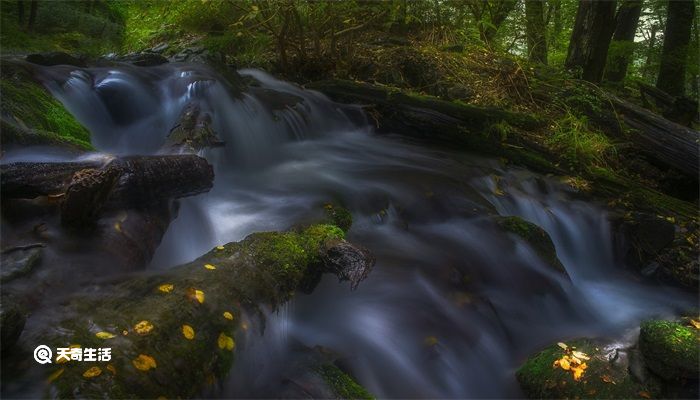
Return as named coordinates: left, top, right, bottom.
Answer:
left=639, top=320, right=699, bottom=381
left=495, top=216, right=566, bottom=275
left=0, top=244, right=43, bottom=283
left=0, top=296, right=26, bottom=354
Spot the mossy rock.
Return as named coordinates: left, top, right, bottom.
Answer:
left=316, top=364, right=374, bottom=400
left=322, top=203, right=353, bottom=232
left=0, top=59, right=92, bottom=150
left=639, top=320, right=700, bottom=381
left=517, top=339, right=661, bottom=399
left=495, top=216, right=566, bottom=274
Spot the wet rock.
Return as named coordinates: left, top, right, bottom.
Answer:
left=495, top=216, right=566, bottom=275
left=0, top=296, right=26, bottom=354
left=0, top=244, right=43, bottom=283
left=25, top=52, right=86, bottom=67
left=150, top=43, right=169, bottom=54
left=517, top=339, right=661, bottom=399
left=165, top=103, right=224, bottom=152
left=118, top=52, right=169, bottom=67
left=639, top=320, right=699, bottom=381
left=619, top=213, right=676, bottom=267
left=321, top=240, right=375, bottom=290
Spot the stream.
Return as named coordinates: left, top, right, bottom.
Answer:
left=6, top=62, right=694, bottom=398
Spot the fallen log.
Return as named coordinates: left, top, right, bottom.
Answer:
left=606, top=93, right=699, bottom=177
left=28, top=224, right=374, bottom=399
left=0, top=155, right=214, bottom=208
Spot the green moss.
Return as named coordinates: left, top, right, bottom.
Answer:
left=1, top=63, right=92, bottom=149
left=639, top=320, right=700, bottom=380
left=495, top=216, right=566, bottom=274
left=317, top=364, right=374, bottom=400
left=547, top=111, right=614, bottom=170
left=323, top=203, right=353, bottom=232
left=517, top=339, right=661, bottom=399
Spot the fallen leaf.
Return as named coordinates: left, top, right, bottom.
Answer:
left=47, top=368, right=64, bottom=383
left=571, top=363, right=587, bottom=381
left=83, top=366, right=102, bottom=378
left=134, top=320, right=154, bottom=335
left=689, top=319, right=700, bottom=329
left=558, top=357, right=571, bottom=370
left=158, top=283, right=174, bottom=293
left=601, top=374, right=615, bottom=384
left=95, top=331, right=116, bottom=339
left=218, top=333, right=235, bottom=351
left=106, top=364, right=116, bottom=375
left=204, top=264, right=216, bottom=270
left=195, top=290, right=205, bottom=304
left=223, top=311, right=234, bottom=320
left=216, top=245, right=225, bottom=250
left=639, top=391, right=651, bottom=398
left=182, top=324, right=195, bottom=340
left=572, top=351, right=590, bottom=361
left=557, top=342, right=568, bottom=350
left=132, top=354, right=157, bottom=371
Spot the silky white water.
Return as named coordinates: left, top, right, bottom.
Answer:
left=26, top=62, right=694, bottom=398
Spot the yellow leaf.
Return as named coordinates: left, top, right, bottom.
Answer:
left=158, top=283, right=174, bottom=293
left=572, top=350, right=590, bottom=360
left=690, top=319, right=700, bottom=329
left=218, top=333, right=235, bottom=351
left=193, top=289, right=205, bottom=304
left=557, top=342, right=568, bottom=350
left=223, top=311, right=234, bottom=320
left=106, top=364, right=116, bottom=375
left=572, top=363, right=587, bottom=381
left=114, top=222, right=122, bottom=232
left=559, top=357, right=571, bottom=370
left=216, top=245, right=225, bottom=250
left=182, top=324, right=195, bottom=340
left=601, top=374, right=615, bottom=384
left=204, top=264, right=217, bottom=270
left=47, top=368, right=64, bottom=383
left=639, top=391, right=651, bottom=399
left=134, top=320, right=154, bottom=335
left=82, top=366, right=102, bottom=378
left=95, top=331, right=116, bottom=339
left=132, top=354, right=157, bottom=371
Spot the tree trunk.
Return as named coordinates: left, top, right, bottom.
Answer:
left=27, top=0, right=37, bottom=31
left=642, top=24, right=658, bottom=81
left=17, top=0, right=24, bottom=24
left=656, top=0, right=695, bottom=97
left=525, top=0, right=548, bottom=64
left=1, top=155, right=214, bottom=210
left=549, top=0, right=563, bottom=50
left=604, top=0, right=643, bottom=82
left=565, top=0, right=618, bottom=83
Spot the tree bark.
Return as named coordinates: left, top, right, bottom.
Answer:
left=27, top=0, right=37, bottom=31
left=525, top=0, right=548, bottom=64
left=656, top=0, right=695, bottom=97
left=604, top=0, right=643, bottom=82
left=607, top=93, right=699, bottom=176
left=1, top=155, right=214, bottom=210
left=565, top=0, right=618, bottom=83
left=16, top=0, right=24, bottom=24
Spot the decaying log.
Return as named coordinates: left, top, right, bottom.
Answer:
left=31, top=224, right=374, bottom=399
left=606, top=93, right=699, bottom=177
left=1, top=154, right=214, bottom=206
left=637, top=81, right=699, bottom=126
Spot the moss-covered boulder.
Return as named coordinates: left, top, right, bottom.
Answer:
left=0, top=295, right=26, bottom=354
left=517, top=339, right=661, bottom=399
left=639, top=320, right=700, bottom=381
left=495, top=216, right=566, bottom=275
left=316, top=363, right=374, bottom=400
left=322, top=203, right=353, bottom=232
left=0, top=59, right=92, bottom=150
left=36, top=224, right=373, bottom=399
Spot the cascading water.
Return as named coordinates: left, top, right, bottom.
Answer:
left=18, top=62, right=694, bottom=398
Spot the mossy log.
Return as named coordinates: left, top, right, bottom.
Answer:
left=606, top=93, right=699, bottom=177
left=1, top=155, right=214, bottom=227
left=306, top=79, right=557, bottom=174
left=38, top=224, right=373, bottom=398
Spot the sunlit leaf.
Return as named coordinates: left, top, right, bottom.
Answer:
left=96, top=331, right=116, bottom=339
left=572, top=350, right=590, bottom=360
left=218, top=333, right=235, bottom=351
left=134, top=320, right=154, bottom=335
left=106, top=364, right=116, bottom=375
left=601, top=374, right=615, bottom=384
left=204, top=264, right=217, bottom=270
left=557, top=342, right=568, bottom=350
left=571, top=363, right=587, bottom=381
left=182, top=324, right=195, bottom=340
left=639, top=391, right=651, bottom=399
left=47, top=368, right=64, bottom=383
left=216, top=245, right=225, bottom=250
left=223, top=311, right=234, bottom=320
left=690, top=319, right=700, bottom=329
left=132, top=354, right=157, bottom=371
left=158, top=283, right=174, bottom=293
left=82, top=366, right=102, bottom=378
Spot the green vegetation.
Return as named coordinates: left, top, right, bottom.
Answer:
left=547, top=111, right=615, bottom=170
left=639, top=320, right=700, bottom=380
left=316, top=364, right=374, bottom=400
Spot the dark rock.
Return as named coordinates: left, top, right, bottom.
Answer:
left=0, top=296, right=26, bottom=354
left=165, top=103, right=225, bottom=152
left=639, top=320, right=699, bottom=381
left=517, top=338, right=662, bottom=399
left=0, top=244, right=43, bottom=283
left=445, top=84, right=474, bottom=101
left=119, top=52, right=169, bottom=67
left=25, top=52, right=86, bottom=67
left=495, top=216, right=567, bottom=275
left=150, top=43, right=170, bottom=54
